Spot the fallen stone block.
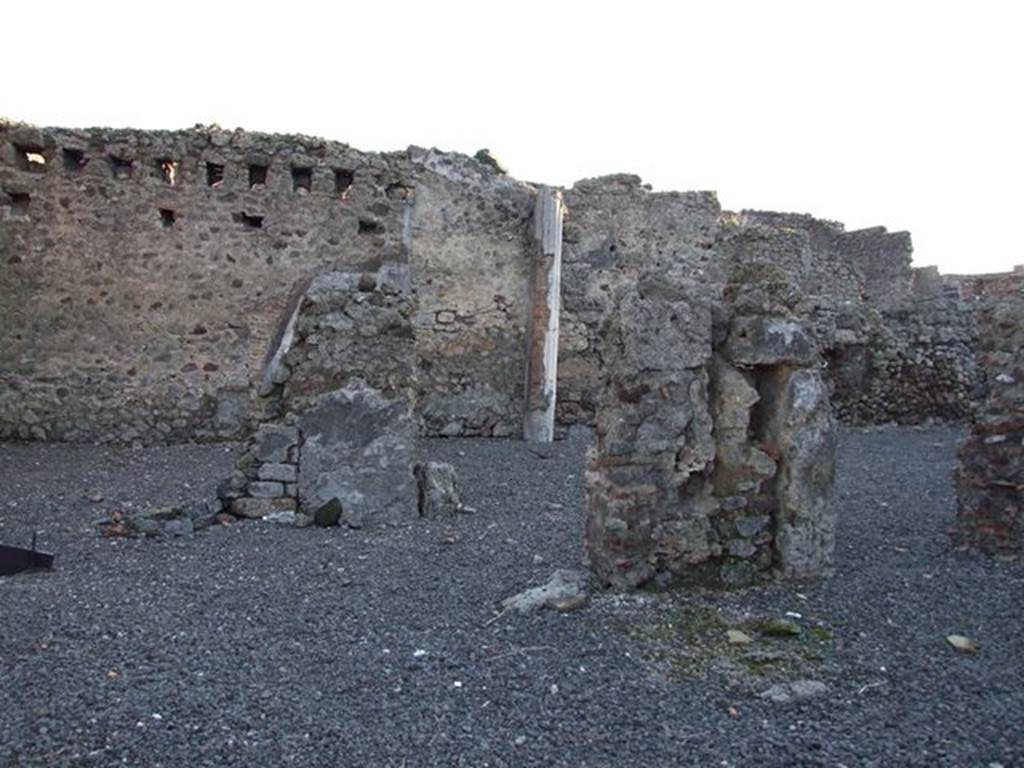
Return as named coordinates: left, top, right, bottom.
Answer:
left=298, top=384, right=418, bottom=525
left=230, top=497, right=297, bottom=519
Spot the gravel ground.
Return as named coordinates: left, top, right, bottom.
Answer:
left=1, top=425, right=1021, bottom=768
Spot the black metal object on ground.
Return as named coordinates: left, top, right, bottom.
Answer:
left=0, top=533, right=55, bottom=576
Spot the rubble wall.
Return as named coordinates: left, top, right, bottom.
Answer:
left=0, top=123, right=534, bottom=443
left=557, top=176, right=721, bottom=425
left=2, top=120, right=1016, bottom=444
left=825, top=298, right=979, bottom=424
left=955, top=278, right=1024, bottom=554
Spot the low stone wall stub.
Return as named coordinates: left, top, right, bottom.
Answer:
left=585, top=266, right=837, bottom=589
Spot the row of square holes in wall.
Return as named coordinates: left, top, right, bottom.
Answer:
left=157, top=207, right=384, bottom=234
left=11, top=144, right=355, bottom=195
left=3, top=189, right=383, bottom=233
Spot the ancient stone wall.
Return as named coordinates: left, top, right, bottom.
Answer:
left=407, top=148, right=533, bottom=437
left=717, top=211, right=864, bottom=306
left=220, top=266, right=420, bottom=527
left=0, top=123, right=534, bottom=443
left=833, top=226, right=914, bottom=307
left=3, top=119, right=1018, bottom=444
left=955, top=279, right=1024, bottom=554
left=824, top=297, right=979, bottom=424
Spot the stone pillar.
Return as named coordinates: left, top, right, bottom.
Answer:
left=523, top=187, right=564, bottom=442
left=585, top=265, right=837, bottom=589
left=955, top=286, right=1024, bottom=554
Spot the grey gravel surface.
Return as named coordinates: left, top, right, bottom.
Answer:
left=1, top=426, right=1021, bottom=767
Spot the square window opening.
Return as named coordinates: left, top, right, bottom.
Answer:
left=9, top=192, right=30, bottom=217
left=62, top=148, right=88, bottom=171
left=206, top=162, right=225, bottom=187
left=14, top=145, right=47, bottom=173
left=156, top=158, right=179, bottom=185
left=292, top=166, right=312, bottom=193
left=159, top=208, right=176, bottom=228
left=358, top=218, right=384, bottom=235
left=334, top=169, right=354, bottom=198
left=234, top=211, right=264, bottom=229
left=109, top=155, right=133, bottom=179
left=248, top=164, right=268, bottom=189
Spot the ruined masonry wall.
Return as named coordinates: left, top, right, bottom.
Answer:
left=0, top=124, right=533, bottom=443
left=825, top=298, right=978, bottom=424
left=955, top=277, right=1024, bottom=553
left=3, top=120, right=1019, bottom=444
left=558, top=176, right=721, bottom=425
left=585, top=266, right=837, bottom=589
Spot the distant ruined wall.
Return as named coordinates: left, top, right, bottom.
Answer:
left=833, top=226, right=914, bottom=308
left=955, top=277, right=1024, bottom=554
left=825, top=298, right=979, bottom=424
left=2, top=120, right=1018, bottom=444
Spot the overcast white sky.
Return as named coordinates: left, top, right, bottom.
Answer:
left=5, top=1, right=1021, bottom=274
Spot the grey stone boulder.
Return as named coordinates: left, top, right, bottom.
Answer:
left=258, top=463, right=298, bottom=483
left=500, top=569, right=591, bottom=614
left=253, top=424, right=300, bottom=464
left=414, top=461, right=461, bottom=518
left=313, top=498, right=342, bottom=527
left=125, top=506, right=194, bottom=537
left=297, top=384, right=418, bottom=526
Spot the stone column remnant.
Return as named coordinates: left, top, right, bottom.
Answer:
left=585, top=265, right=837, bottom=589
left=955, top=286, right=1024, bottom=554
left=523, top=187, right=564, bottom=442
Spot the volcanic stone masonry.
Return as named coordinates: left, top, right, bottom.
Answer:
left=4, top=120, right=1022, bottom=446
left=955, top=274, right=1024, bottom=554
left=4, top=118, right=1024, bottom=582
left=219, top=265, right=455, bottom=527
left=585, top=264, right=836, bottom=588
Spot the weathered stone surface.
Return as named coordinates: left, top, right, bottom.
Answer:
left=258, top=463, right=298, bottom=483
left=414, top=462, right=461, bottom=518
left=229, top=497, right=297, bottom=519
left=253, top=425, right=300, bottom=464
left=955, top=286, right=1024, bottom=554
left=586, top=266, right=837, bottom=590
left=723, top=317, right=816, bottom=367
left=248, top=481, right=285, bottom=498
left=263, top=510, right=297, bottom=525
left=500, top=569, right=591, bottom=614
left=770, top=369, right=838, bottom=578
left=297, top=384, right=417, bottom=525
left=760, top=679, right=828, bottom=704
left=114, top=504, right=224, bottom=537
